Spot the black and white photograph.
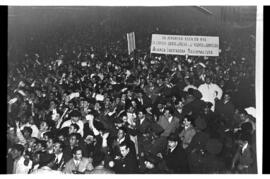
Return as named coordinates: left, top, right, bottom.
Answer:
left=6, top=2, right=262, bottom=175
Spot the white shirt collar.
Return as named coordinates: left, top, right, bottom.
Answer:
left=118, top=137, right=125, bottom=144
left=242, top=143, right=248, bottom=153
left=168, top=116, right=173, bottom=123
left=55, top=152, right=63, bottom=162
left=140, top=117, right=145, bottom=124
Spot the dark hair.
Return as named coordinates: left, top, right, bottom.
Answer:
left=39, top=153, right=55, bottom=168
left=54, top=140, right=65, bottom=150
left=43, top=131, right=54, bottom=140
left=119, top=141, right=130, bottom=149
left=164, top=107, right=174, bottom=115
left=92, top=151, right=105, bottom=167
left=23, top=126, right=33, bottom=135
left=137, top=108, right=146, bottom=115
left=118, top=126, right=128, bottom=134
left=12, top=144, right=25, bottom=154
left=69, top=110, right=81, bottom=118
left=70, top=123, right=80, bottom=131
left=36, top=140, right=47, bottom=149
left=167, top=133, right=179, bottom=142
left=72, top=146, right=83, bottom=155
left=69, top=132, right=81, bottom=141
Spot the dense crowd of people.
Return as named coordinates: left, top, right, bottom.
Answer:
left=7, top=13, right=257, bottom=174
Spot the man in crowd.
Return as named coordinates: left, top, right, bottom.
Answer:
left=198, top=76, right=223, bottom=111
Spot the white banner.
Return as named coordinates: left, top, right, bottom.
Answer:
left=150, top=34, right=219, bottom=56
left=127, top=32, right=136, bottom=55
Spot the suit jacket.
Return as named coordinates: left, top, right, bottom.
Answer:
left=115, top=152, right=138, bottom=174
left=164, top=144, right=189, bottom=173
left=63, top=157, right=94, bottom=174
left=157, top=115, right=180, bottom=137
left=215, top=100, right=235, bottom=126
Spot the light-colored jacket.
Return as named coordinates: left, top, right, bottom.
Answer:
left=63, top=157, right=93, bottom=174
left=198, top=83, right=223, bottom=111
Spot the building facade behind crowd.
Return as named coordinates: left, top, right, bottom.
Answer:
left=7, top=18, right=256, bottom=174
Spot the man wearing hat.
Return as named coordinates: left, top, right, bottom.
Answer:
left=163, top=134, right=189, bottom=173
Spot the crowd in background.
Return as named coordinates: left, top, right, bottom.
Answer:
left=7, top=15, right=257, bottom=174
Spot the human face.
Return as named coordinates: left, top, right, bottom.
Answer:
left=53, top=143, right=62, bottom=154
left=240, top=113, right=246, bottom=122
left=40, top=121, right=48, bottom=131
left=183, top=118, right=191, bottom=128
left=74, top=150, right=83, bottom=161
left=46, top=139, right=54, bottom=149
left=168, top=140, right=178, bottom=150
left=138, top=111, right=144, bottom=120
left=205, top=77, right=211, bottom=84
left=58, top=135, right=65, bottom=142
left=164, top=110, right=171, bottom=119
left=120, top=145, right=129, bottom=158
left=69, top=136, right=78, bottom=146
left=71, top=116, right=80, bottom=123
left=117, top=129, right=125, bottom=140
left=11, top=149, right=21, bottom=159
left=122, top=116, right=128, bottom=123
left=23, top=130, right=31, bottom=138
left=69, top=125, right=77, bottom=134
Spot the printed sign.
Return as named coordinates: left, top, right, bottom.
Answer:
left=150, top=34, right=219, bottom=56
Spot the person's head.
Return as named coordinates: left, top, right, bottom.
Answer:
left=57, top=133, right=66, bottom=142
left=11, top=144, right=25, bottom=159
left=119, top=142, right=130, bottom=158
left=167, top=134, right=179, bottom=150
left=127, top=90, right=133, bottom=98
left=239, top=109, right=248, bottom=122
left=49, top=100, right=57, bottom=109
left=72, top=146, right=83, bottom=161
left=53, top=140, right=65, bottom=154
left=223, top=93, right=231, bottom=103
left=22, top=126, right=33, bottom=138
left=43, top=131, right=54, bottom=142
left=68, top=101, right=75, bottom=110
left=164, top=107, right=173, bottom=119
left=69, top=133, right=80, bottom=147
left=84, top=134, right=96, bottom=144
left=127, top=106, right=134, bottom=113
left=183, top=115, right=193, bottom=128
left=137, top=110, right=146, bottom=120
left=69, top=110, right=81, bottom=123
left=28, top=137, right=38, bottom=149
left=92, top=151, right=105, bottom=167
left=175, top=99, right=184, bottom=109
left=69, top=123, right=80, bottom=134
left=39, top=120, right=51, bottom=132
left=117, top=127, right=127, bottom=140
left=35, top=140, right=47, bottom=152
left=157, top=103, right=163, bottom=110
left=46, top=137, right=55, bottom=150
left=205, top=76, right=212, bottom=84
